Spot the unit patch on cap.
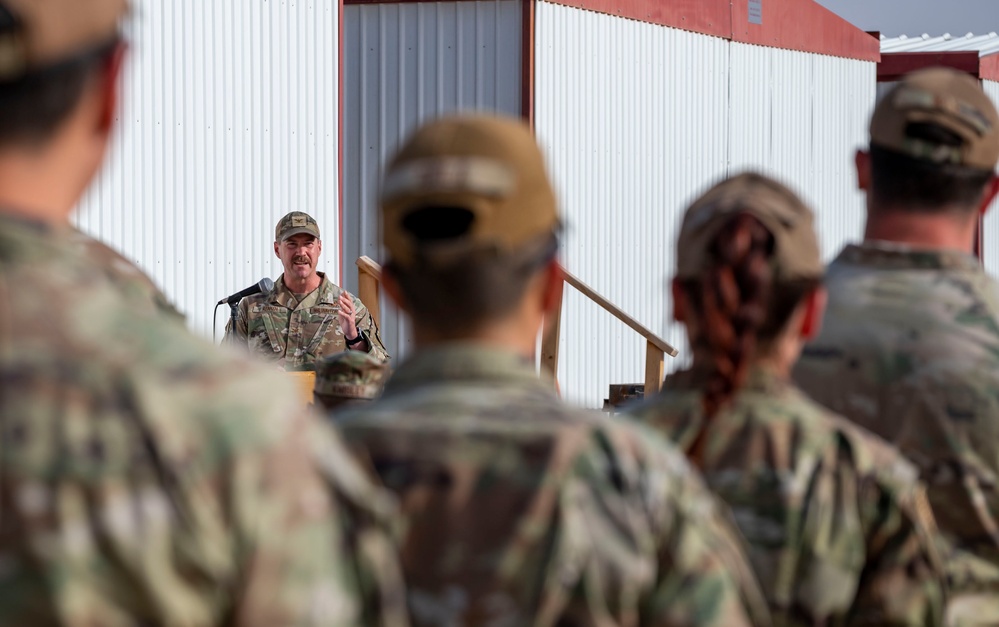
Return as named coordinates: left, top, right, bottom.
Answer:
left=382, top=157, right=516, bottom=202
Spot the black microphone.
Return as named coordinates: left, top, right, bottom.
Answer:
left=218, top=278, right=274, bottom=305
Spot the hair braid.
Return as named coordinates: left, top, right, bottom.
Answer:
left=696, top=214, right=776, bottom=420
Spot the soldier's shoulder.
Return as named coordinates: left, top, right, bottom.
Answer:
left=789, top=386, right=921, bottom=489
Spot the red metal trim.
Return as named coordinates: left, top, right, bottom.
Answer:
left=730, top=0, right=879, bottom=62
left=877, top=51, right=982, bottom=82
left=981, top=54, right=999, bottom=83
left=344, top=0, right=878, bottom=61
left=338, top=0, right=345, bottom=285
left=542, top=0, right=730, bottom=39
left=521, top=0, right=536, bottom=128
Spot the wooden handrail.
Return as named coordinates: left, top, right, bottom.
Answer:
left=356, top=255, right=678, bottom=396
left=559, top=268, right=678, bottom=357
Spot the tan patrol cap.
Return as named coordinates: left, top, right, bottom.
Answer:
left=0, top=0, right=127, bottom=82
left=871, top=67, right=999, bottom=171
left=314, top=351, right=389, bottom=401
left=380, top=114, right=559, bottom=266
left=275, top=211, right=321, bottom=242
left=677, top=172, right=823, bottom=281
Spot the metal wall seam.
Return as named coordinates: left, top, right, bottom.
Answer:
left=342, top=1, right=523, bottom=362
left=75, top=0, right=340, bottom=341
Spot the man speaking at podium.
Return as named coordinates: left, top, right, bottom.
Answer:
left=226, top=211, right=388, bottom=368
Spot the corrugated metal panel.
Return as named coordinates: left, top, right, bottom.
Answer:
left=342, top=1, right=522, bottom=363
left=882, top=32, right=999, bottom=55
left=981, top=80, right=999, bottom=278
left=76, top=0, right=339, bottom=340
left=730, top=43, right=873, bottom=263
left=536, top=4, right=874, bottom=408
left=536, top=2, right=730, bottom=408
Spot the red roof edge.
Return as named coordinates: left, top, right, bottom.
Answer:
left=878, top=51, right=982, bottom=82
left=730, top=0, right=879, bottom=62
left=981, top=54, right=999, bottom=83
left=540, top=0, right=731, bottom=39
left=344, top=0, right=879, bottom=62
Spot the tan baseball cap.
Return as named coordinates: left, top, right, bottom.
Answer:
left=871, top=67, right=999, bottom=171
left=380, top=114, right=559, bottom=266
left=313, top=351, right=389, bottom=401
left=676, top=172, right=823, bottom=281
left=0, top=0, right=127, bottom=82
left=275, top=211, right=321, bottom=242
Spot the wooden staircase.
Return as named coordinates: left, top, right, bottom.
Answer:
left=356, top=256, right=678, bottom=399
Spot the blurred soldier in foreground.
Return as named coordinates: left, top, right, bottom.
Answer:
left=0, top=1, right=407, bottom=624
left=629, top=173, right=946, bottom=625
left=314, top=351, right=389, bottom=411
left=793, top=67, right=999, bottom=619
left=68, top=227, right=185, bottom=322
left=225, top=211, right=389, bottom=368
left=334, top=114, right=771, bottom=626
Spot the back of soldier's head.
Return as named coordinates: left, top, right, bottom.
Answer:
left=0, top=0, right=126, bottom=149
left=868, top=67, right=999, bottom=212
left=379, top=114, right=560, bottom=335
left=313, top=351, right=390, bottom=411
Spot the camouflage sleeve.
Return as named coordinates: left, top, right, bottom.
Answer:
left=352, top=294, right=389, bottom=362
left=553, top=425, right=771, bottom=627
left=235, top=409, right=409, bottom=626
left=639, top=443, right=773, bottom=626
left=851, top=471, right=946, bottom=626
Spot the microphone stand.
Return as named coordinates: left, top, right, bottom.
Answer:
left=228, top=300, right=241, bottom=346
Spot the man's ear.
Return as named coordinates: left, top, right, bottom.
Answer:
left=671, top=279, right=687, bottom=323
left=855, top=150, right=871, bottom=192
left=96, top=43, right=127, bottom=136
left=273, top=241, right=280, bottom=259
left=979, top=175, right=999, bottom=217
left=799, top=286, right=828, bottom=340
left=381, top=263, right=407, bottom=312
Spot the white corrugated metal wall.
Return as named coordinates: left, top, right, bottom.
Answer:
left=535, top=2, right=730, bottom=407
left=536, top=3, right=875, bottom=408
left=730, top=43, right=874, bottom=263
left=342, top=0, right=522, bottom=362
left=76, top=0, right=340, bottom=340
left=981, top=79, right=999, bottom=277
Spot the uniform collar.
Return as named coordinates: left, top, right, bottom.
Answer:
left=835, top=241, right=982, bottom=272
left=269, top=271, right=339, bottom=308
left=384, top=343, right=552, bottom=396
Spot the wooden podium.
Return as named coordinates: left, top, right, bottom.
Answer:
left=287, top=370, right=316, bottom=406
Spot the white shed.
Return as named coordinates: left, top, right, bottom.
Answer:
left=343, top=0, right=879, bottom=407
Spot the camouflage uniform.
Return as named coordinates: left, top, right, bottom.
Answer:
left=794, top=243, right=999, bottom=600
left=227, top=272, right=388, bottom=369
left=314, top=350, right=390, bottom=408
left=336, top=345, right=772, bottom=627
left=0, top=213, right=408, bottom=626
left=68, top=226, right=185, bottom=323
left=629, top=366, right=946, bottom=626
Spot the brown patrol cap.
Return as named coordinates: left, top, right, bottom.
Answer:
left=380, top=114, right=559, bottom=267
left=676, top=172, right=824, bottom=281
left=313, top=351, right=389, bottom=401
left=275, top=211, right=321, bottom=242
left=871, top=67, right=999, bottom=171
left=0, top=0, right=127, bottom=82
